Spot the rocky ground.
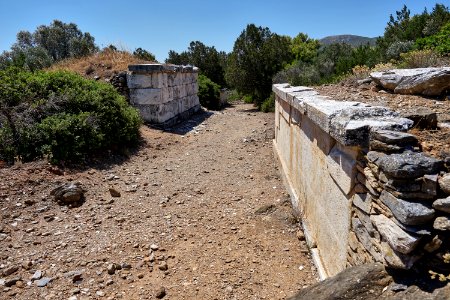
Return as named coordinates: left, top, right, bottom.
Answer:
left=0, top=103, right=316, bottom=300
left=316, top=83, right=450, bottom=159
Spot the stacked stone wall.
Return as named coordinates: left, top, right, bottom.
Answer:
left=127, top=64, right=199, bottom=126
left=272, top=83, right=449, bottom=279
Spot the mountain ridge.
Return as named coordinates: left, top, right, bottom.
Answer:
left=319, top=34, right=378, bottom=47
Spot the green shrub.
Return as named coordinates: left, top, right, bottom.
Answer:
left=261, top=93, right=275, bottom=113
left=416, top=22, right=450, bottom=55
left=398, top=49, right=440, bottom=68
left=198, top=74, right=221, bottom=110
left=227, top=90, right=242, bottom=102
left=241, top=95, right=253, bottom=104
left=0, top=68, right=141, bottom=164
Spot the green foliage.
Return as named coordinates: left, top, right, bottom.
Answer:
left=261, top=93, right=275, bottom=113
left=227, top=90, right=242, bottom=102
left=290, top=33, right=320, bottom=63
left=166, top=41, right=227, bottom=87
left=198, top=74, right=221, bottom=110
left=398, top=49, right=440, bottom=68
left=0, top=68, right=141, bottom=164
left=0, top=20, right=98, bottom=71
left=133, top=47, right=156, bottom=61
left=226, top=24, right=292, bottom=106
left=386, top=41, right=414, bottom=60
left=416, top=22, right=450, bottom=54
left=243, top=95, right=253, bottom=104
left=377, top=4, right=450, bottom=60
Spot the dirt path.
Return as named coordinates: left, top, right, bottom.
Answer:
left=0, top=103, right=316, bottom=300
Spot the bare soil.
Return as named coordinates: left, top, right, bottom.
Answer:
left=0, top=103, right=316, bottom=300
left=316, top=83, right=450, bottom=159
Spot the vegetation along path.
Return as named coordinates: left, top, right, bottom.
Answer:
left=0, top=103, right=317, bottom=299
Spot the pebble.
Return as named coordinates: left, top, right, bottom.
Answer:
left=3, top=265, right=19, bottom=276
left=109, top=188, right=121, bottom=198
left=31, top=270, right=43, bottom=281
left=96, top=290, right=105, bottom=297
left=150, top=244, right=159, bottom=251
left=155, top=286, right=166, bottom=298
left=36, top=277, right=52, bottom=287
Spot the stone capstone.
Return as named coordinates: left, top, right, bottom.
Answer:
left=370, top=214, right=420, bottom=254
left=370, top=67, right=450, bottom=96
left=370, top=130, right=418, bottom=146
left=379, top=190, right=435, bottom=226
left=376, top=151, right=443, bottom=179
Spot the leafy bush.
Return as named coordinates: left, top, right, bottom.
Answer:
left=386, top=41, right=414, bottom=60
left=416, top=22, right=450, bottom=55
left=133, top=48, right=156, bottom=61
left=398, top=49, right=440, bottom=68
left=261, top=93, right=275, bottom=113
left=198, top=74, right=221, bottom=110
left=0, top=68, right=141, bottom=163
left=227, top=90, right=242, bottom=102
left=243, top=95, right=254, bottom=104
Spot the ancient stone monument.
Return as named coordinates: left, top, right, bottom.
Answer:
left=127, top=64, right=200, bottom=126
left=272, top=83, right=449, bottom=278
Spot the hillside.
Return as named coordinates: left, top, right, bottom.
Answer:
left=319, top=34, right=377, bottom=47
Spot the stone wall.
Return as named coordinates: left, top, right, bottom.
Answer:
left=272, top=83, right=449, bottom=279
left=127, top=64, right=200, bottom=126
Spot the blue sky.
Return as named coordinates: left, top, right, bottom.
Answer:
left=0, top=1, right=445, bottom=62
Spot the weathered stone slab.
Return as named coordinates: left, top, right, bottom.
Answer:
left=432, top=196, right=450, bottom=213
left=287, top=263, right=392, bottom=300
left=376, top=151, right=443, bottom=179
left=370, top=67, right=450, bottom=96
left=326, top=145, right=357, bottom=195
left=371, top=214, right=421, bottom=254
left=381, top=241, right=420, bottom=269
left=353, top=193, right=372, bottom=214
left=370, top=129, right=418, bottom=146
left=379, top=190, right=435, bottom=226
left=129, top=88, right=162, bottom=105
left=421, top=174, right=438, bottom=196
left=400, top=107, right=438, bottom=129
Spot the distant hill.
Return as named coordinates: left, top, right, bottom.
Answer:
left=319, top=35, right=378, bottom=47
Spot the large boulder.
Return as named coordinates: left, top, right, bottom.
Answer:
left=287, top=263, right=392, bottom=300
left=370, top=68, right=450, bottom=96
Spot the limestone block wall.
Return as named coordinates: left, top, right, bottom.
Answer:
left=127, top=64, right=200, bottom=125
left=272, top=83, right=449, bottom=279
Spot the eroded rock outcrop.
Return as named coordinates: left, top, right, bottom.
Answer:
left=370, top=67, right=450, bottom=96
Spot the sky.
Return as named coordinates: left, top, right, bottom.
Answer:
left=0, top=1, right=445, bottom=62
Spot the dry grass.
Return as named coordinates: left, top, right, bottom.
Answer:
left=48, top=49, right=155, bottom=79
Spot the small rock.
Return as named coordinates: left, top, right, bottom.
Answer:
left=96, top=290, right=105, bottom=297
left=36, top=277, right=52, bottom=287
left=150, top=244, right=159, bottom=251
left=109, top=188, right=121, bottom=198
left=371, top=214, right=421, bottom=254
left=377, top=151, right=443, bottom=179
left=432, top=196, right=450, bottom=213
left=433, top=216, right=450, bottom=231
left=379, top=190, right=435, bottom=225
left=4, top=277, right=21, bottom=287
left=158, top=261, right=168, bottom=271
left=155, top=286, right=166, bottom=299
left=51, top=182, right=85, bottom=205
left=438, top=173, right=450, bottom=195
left=424, top=235, right=442, bottom=253
left=31, top=270, right=43, bottom=281
left=2, top=265, right=18, bottom=276
left=107, top=264, right=116, bottom=275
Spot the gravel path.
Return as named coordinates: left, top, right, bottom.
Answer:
left=0, top=103, right=316, bottom=299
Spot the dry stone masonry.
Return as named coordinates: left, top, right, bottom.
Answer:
left=127, top=64, right=200, bottom=126
left=272, top=83, right=450, bottom=278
